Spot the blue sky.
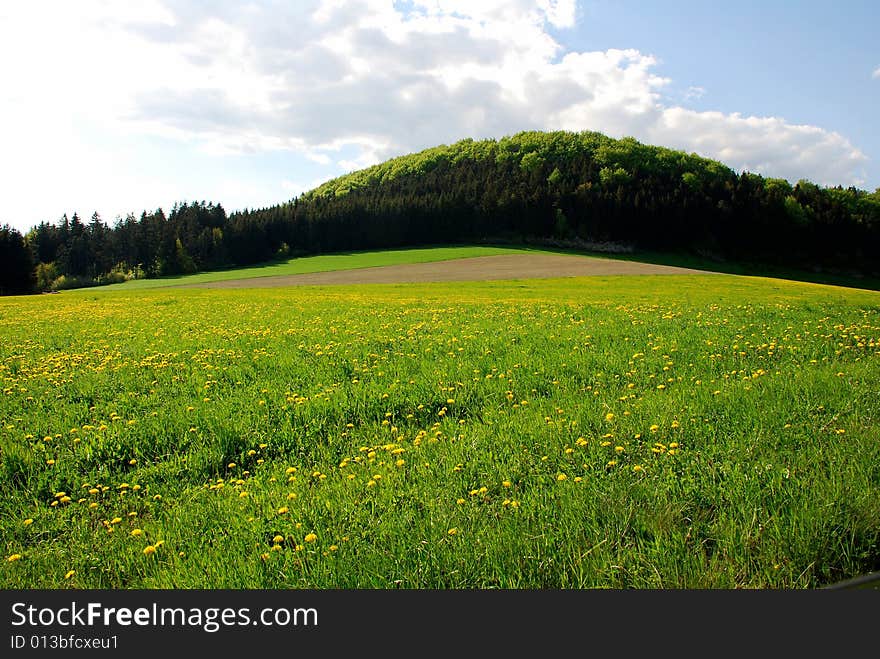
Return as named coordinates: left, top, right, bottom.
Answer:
left=0, top=0, right=877, bottom=234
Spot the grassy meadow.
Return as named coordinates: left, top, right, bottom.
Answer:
left=102, top=245, right=528, bottom=290
left=1, top=270, right=879, bottom=588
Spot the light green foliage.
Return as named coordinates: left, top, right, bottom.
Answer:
left=1, top=274, right=878, bottom=588
left=519, top=151, right=545, bottom=173
left=305, top=129, right=738, bottom=201
left=600, top=166, right=631, bottom=186
left=784, top=195, right=810, bottom=225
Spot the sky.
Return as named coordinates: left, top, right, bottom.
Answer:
left=1, top=0, right=878, bottom=234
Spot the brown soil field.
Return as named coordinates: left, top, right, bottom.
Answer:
left=186, top=253, right=713, bottom=289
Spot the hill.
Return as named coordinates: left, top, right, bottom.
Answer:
left=8, top=130, right=880, bottom=294
left=283, top=130, right=880, bottom=272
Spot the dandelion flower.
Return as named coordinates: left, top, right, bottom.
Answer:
left=7, top=554, right=22, bottom=562
left=64, top=570, right=75, bottom=579
left=277, top=506, right=289, bottom=514
left=143, top=545, right=156, bottom=556
left=557, top=473, right=567, bottom=481
left=23, top=518, right=33, bottom=526
left=304, top=533, right=317, bottom=543
left=273, top=535, right=285, bottom=544
left=130, top=529, right=143, bottom=537
left=447, top=528, right=457, bottom=536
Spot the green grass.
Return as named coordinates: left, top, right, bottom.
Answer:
left=1, top=273, right=879, bottom=588
left=103, top=245, right=533, bottom=290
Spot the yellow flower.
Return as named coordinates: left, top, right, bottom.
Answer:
left=110, top=517, right=122, bottom=525
left=130, top=529, right=143, bottom=537
left=329, top=545, right=338, bottom=552
left=7, top=554, right=23, bottom=562
left=447, top=528, right=457, bottom=535
left=502, top=481, right=511, bottom=488
left=23, top=518, right=33, bottom=526
left=304, top=533, right=317, bottom=543
left=557, top=473, right=567, bottom=481
left=64, top=570, right=75, bottom=579
left=277, top=506, right=289, bottom=514
left=142, top=545, right=156, bottom=556
left=605, top=413, right=615, bottom=421
left=633, top=465, right=644, bottom=473
left=273, top=535, right=285, bottom=544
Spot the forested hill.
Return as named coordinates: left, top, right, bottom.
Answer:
left=285, top=130, right=880, bottom=269
left=2, top=130, right=879, bottom=294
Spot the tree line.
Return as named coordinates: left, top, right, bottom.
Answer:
left=2, top=130, right=879, bottom=295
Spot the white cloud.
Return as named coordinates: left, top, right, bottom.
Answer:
left=0, top=0, right=870, bottom=230
left=873, top=66, right=880, bottom=79
left=646, top=110, right=866, bottom=186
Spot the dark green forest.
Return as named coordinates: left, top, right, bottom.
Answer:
left=2, top=130, right=879, bottom=295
